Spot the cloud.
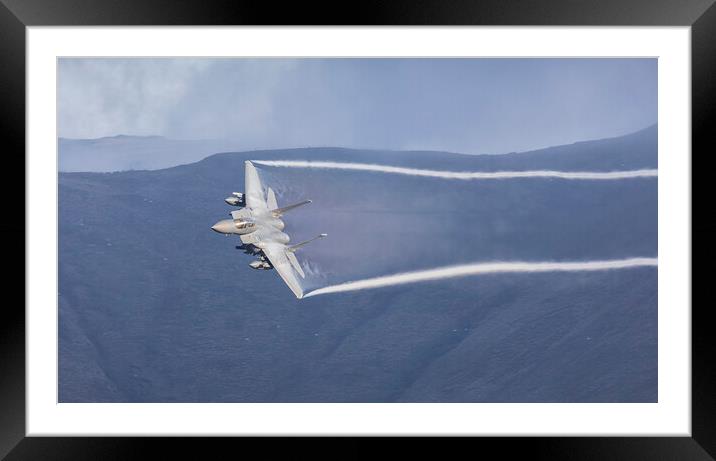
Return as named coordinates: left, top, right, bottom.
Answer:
left=58, top=58, right=211, bottom=139
left=58, top=58, right=658, bottom=154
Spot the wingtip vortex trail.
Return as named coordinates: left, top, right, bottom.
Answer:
left=254, top=160, right=657, bottom=180
left=304, top=257, right=657, bottom=297
left=258, top=160, right=657, bottom=298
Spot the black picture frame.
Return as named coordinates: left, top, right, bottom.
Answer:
left=3, top=0, right=712, bottom=458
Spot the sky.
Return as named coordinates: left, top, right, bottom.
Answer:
left=58, top=58, right=657, bottom=155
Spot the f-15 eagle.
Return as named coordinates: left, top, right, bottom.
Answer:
left=211, top=161, right=326, bottom=298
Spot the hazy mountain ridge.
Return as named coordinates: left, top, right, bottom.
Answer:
left=58, top=135, right=243, bottom=172
left=59, top=124, right=656, bottom=173
left=59, top=126, right=657, bottom=402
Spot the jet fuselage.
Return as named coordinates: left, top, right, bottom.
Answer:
left=211, top=213, right=284, bottom=235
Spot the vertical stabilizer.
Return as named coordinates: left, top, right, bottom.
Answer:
left=267, top=187, right=278, bottom=210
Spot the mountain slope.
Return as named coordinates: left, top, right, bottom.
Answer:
left=59, top=125, right=657, bottom=402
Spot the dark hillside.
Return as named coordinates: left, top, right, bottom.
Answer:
left=59, top=126, right=657, bottom=402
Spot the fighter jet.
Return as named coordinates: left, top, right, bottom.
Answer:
left=211, top=160, right=326, bottom=299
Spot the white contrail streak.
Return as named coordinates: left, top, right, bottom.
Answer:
left=304, top=258, right=657, bottom=297
left=254, top=160, right=658, bottom=180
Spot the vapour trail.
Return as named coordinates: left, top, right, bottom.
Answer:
left=303, top=258, right=657, bottom=297
left=254, top=160, right=658, bottom=180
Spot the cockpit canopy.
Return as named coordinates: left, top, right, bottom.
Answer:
left=235, top=218, right=256, bottom=230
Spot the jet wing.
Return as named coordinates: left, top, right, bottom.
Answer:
left=244, top=161, right=268, bottom=211
left=262, top=243, right=305, bottom=299
left=230, top=208, right=251, bottom=220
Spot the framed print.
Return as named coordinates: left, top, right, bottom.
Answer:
left=4, top=0, right=714, bottom=458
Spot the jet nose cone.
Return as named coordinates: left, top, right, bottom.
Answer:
left=211, top=219, right=235, bottom=234
left=211, top=220, right=232, bottom=234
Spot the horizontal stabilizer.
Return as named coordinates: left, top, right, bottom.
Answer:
left=286, top=251, right=305, bottom=278
left=271, top=200, right=311, bottom=217
left=285, top=234, right=327, bottom=278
